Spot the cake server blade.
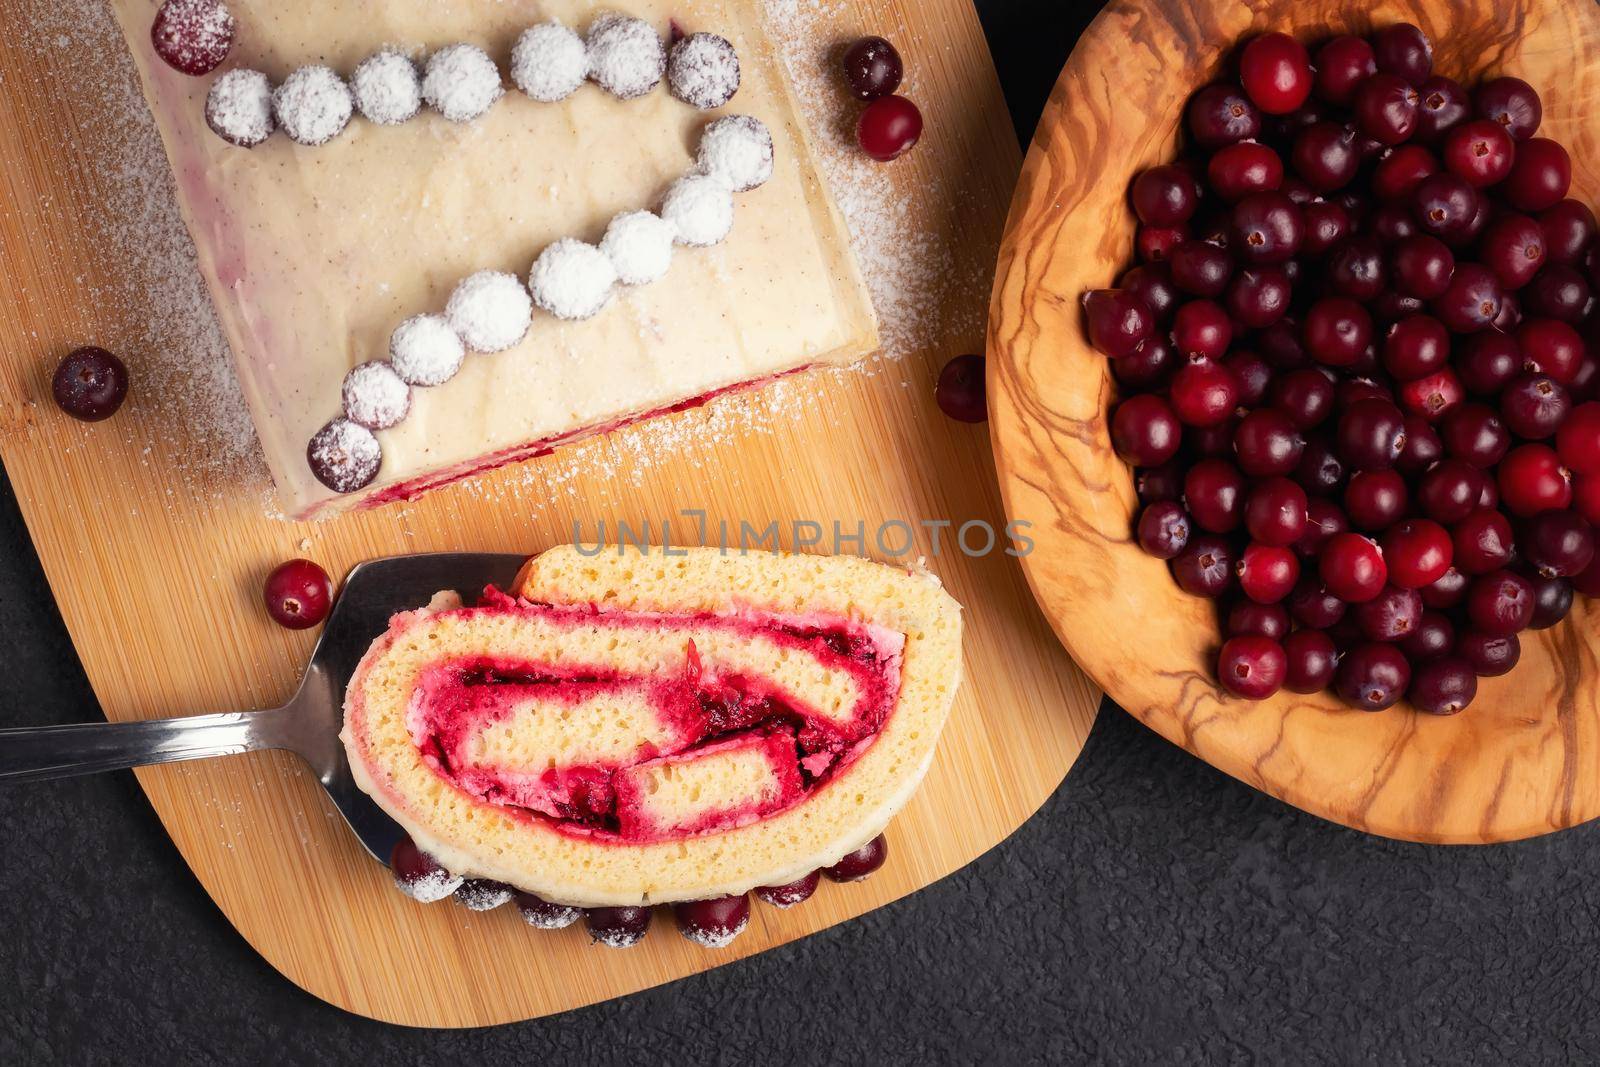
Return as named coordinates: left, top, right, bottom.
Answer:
left=0, top=551, right=528, bottom=864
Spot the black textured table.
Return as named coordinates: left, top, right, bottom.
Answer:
left=3, top=3, right=1598, bottom=1061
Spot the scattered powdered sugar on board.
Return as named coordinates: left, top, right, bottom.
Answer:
left=14, top=0, right=268, bottom=507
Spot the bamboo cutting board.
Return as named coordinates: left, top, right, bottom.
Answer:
left=0, top=0, right=1099, bottom=1027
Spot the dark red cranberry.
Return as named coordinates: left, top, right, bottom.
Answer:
left=1110, top=394, right=1180, bottom=466
left=1500, top=374, right=1569, bottom=439
left=1473, top=76, right=1542, bottom=141
left=1291, top=122, right=1360, bottom=192
left=1458, top=630, right=1521, bottom=676
left=1119, top=262, right=1181, bottom=322
left=1557, top=402, right=1600, bottom=475
left=755, top=871, right=821, bottom=909
left=1188, top=416, right=1239, bottom=457
left=675, top=895, right=750, bottom=948
left=1466, top=569, right=1536, bottom=635
left=1575, top=474, right=1600, bottom=527
left=1226, top=269, right=1292, bottom=328
left=1336, top=397, right=1407, bottom=470
left=1325, top=238, right=1387, bottom=302
left=1270, top=368, right=1335, bottom=429
left=1111, top=340, right=1175, bottom=390
left=585, top=906, right=653, bottom=948
left=1335, top=642, right=1412, bottom=711
left=390, top=836, right=458, bottom=901
left=1207, top=142, right=1283, bottom=201
left=1170, top=358, right=1240, bottom=427
left=1517, top=318, right=1585, bottom=383
left=1257, top=316, right=1310, bottom=369
left=1418, top=460, right=1487, bottom=524
left=1231, top=192, right=1303, bottom=263
left=1432, top=264, right=1504, bottom=333
left=1412, top=173, right=1477, bottom=240
left=1296, top=436, right=1348, bottom=497
left=1492, top=290, right=1524, bottom=334
left=1372, top=144, right=1439, bottom=202
left=454, top=879, right=513, bottom=911
left=514, top=892, right=581, bottom=929
left=1344, top=469, right=1407, bottom=531
left=857, top=95, right=922, bottom=161
left=1337, top=377, right=1393, bottom=410
left=1320, top=532, right=1387, bottom=602
left=1243, top=477, right=1308, bottom=546
left=1523, top=264, right=1592, bottom=323
left=1188, top=83, right=1263, bottom=149
left=1389, top=235, right=1454, bottom=299
left=935, top=354, right=986, bottom=423
left=1168, top=240, right=1234, bottom=297
left=1288, top=576, right=1346, bottom=629
left=1303, top=296, right=1374, bottom=367
left=842, top=36, right=903, bottom=100
left=1480, top=214, right=1548, bottom=290
left=1402, top=610, right=1455, bottom=661
left=1226, top=599, right=1289, bottom=640
left=1539, top=199, right=1597, bottom=266
left=1233, top=408, right=1305, bottom=476
left=1452, top=508, right=1514, bottom=575
left=1132, top=164, right=1201, bottom=225
left=1296, top=499, right=1350, bottom=556
left=1172, top=534, right=1236, bottom=598
left=1136, top=460, right=1185, bottom=504
left=826, top=835, right=888, bottom=881
left=1498, top=443, right=1571, bottom=516
left=1379, top=313, right=1447, bottom=381
left=1137, top=501, right=1191, bottom=559
left=1442, top=119, right=1514, bottom=188
left=1504, top=137, right=1571, bottom=213
left=1457, top=334, right=1522, bottom=395
left=1354, top=73, right=1420, bottom=144
left=1372, top=23, right=1433, bottom=85
left=1224, top=351, right=1273, bottom=407
left=1408, top=656, right=1477, bottom=714
left=1355, top=585, right=1424, bottom=642
left=1422, top=565, right=1470, bottom=609
left=1397, top=370, right=1463, bottom=423
left=1381, top=518, right=1453, bottom=589
left=151, top=0, right=235, bottom=76
left=1370, top=202, right=1420, bottom=243
left=1301, top=202, right=1351, bottom=255
left=1217, top=636, right=1288, bottom=699
left=1083, top=289, right=1154, bottom=358
left=1184, top=459, right=1246, bottom=533
left=1282, top=629, right=1338, bottom=693
left=52, top=346, right=130, bottom=422
left=1527, top=574, right=1574, bottom=629
left=263, top=558, right=332, bottom=629
left=1238, top=32, right=1312, bottom=114
left=1397, top=414, right=1443, bottom=474
left=1173, top=300, right=1232, bottom=361
left=1138, top=224, right=1187, bottom=262
left=1522, top=510, right=1595, bottom=577
left=1314, top=36, right=1375, bottom=105
left=1236, top=543, right=1300, bottom=603
left=1414, top=76, right=1471, bottom=143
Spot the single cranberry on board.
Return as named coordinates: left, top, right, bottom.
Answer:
left=755, top=871, right=821, bottom=909
left=675, top=895, right=750, bottom=948
left=857, top=95, right=922, bottom=162
left=935, top=354, right=987, bottom=424
left=263, top=558, right=332, bottom=630
left=841, top=36, right=903, bottom=101
left=52, top=346, right=129, bottom=422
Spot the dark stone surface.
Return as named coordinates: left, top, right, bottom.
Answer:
left=2, top=2, right=1597, bottom=1062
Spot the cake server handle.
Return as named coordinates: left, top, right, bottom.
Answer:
left=0, top=706, right=301, bottom=783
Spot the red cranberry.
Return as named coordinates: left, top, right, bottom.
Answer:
left=1083, top=290, right=1153, bottom=358
left=1172, top=534, right=1237, bottom=598
left=1414, top=76, right=1471, bottom=143
left=1575, top=473, right=1600, bottom=526
left=1314, top=36, right=1375, bottom=105
left=1529, top=573, right=1576, bottom=628
left=1355, top=585, right=1424, bottom=642
left=842, top=36, right=903, bottom=100
left=1335, top=642, right=1412, bottom=711
left=1173, top=300, right=1232, bottom=361
left=1244, top=477, right=1308, bottom=546
left=1422, top=565, right=1470, bottom=609
left=1441, top=403, right=1510, bottom=467
left=1343, top=469, right=1407, bottom=531
left=1389, top=235, right=1454, bottom=299
left=1458, top=630, right=1521, bottom=676
left=1522, top=510, right=1595, bottom=577
left=1452, top=508, right=1515, bottom=575
left=934, top=354, right=986, bottom=423
left=1498, top=443, right=1571, bottom=516
left=1120, top=262, right=1180, bottom=322
left=1231, top=192, right=1303, bottom=263
left=1474, top=76, right=1542, bottom=141
left=515, top=892, right=581, bottom=929
left=1402, top=610, right=1455, bottom=661
left=1258, top=316, right=1310, bottom=369
left=1138, top=225, right=1187, bottom=262
left=1354, top=73, right=1420, bottom=144
left=675, top=894, right=750, bottom=948
left=1137, top=501, right=1191, bottom=559
left=1466, top=569, right=1536, bottom=635
left=1523, top=265, right=1592, bottom=323
left=1372, top=144, right=1439, bottom=202
left=1170, top=358, right=1240, bottom=427
left=1503, top=138, right=1571, bottom=213
left=755, top=871, right=821, bottom=909
left=1239, top=32, right=1312, bottom=114
left=1217, top=635, right=1288, bottom=699
left=1227, top=600, right=1291, bottom=641
left=1380, top=314, right=1447, bottom=381
left=1397, top=414, right=1443, bottom=474
left=1233, top=408, right=1304, bottom=476
left=1296, top=436, right=1348, bottom=497
left=1397, top=370, right=1464, bottom=422
left=1557, top=402, right=1600, bottom=475
left=1517, top=318, right=1585, bottom=383
left=1408, top=656, right=1477, bottom=714
left=1296, top=499, right=1350, bottom=557
left=1132, top=164, right=1201, bottom=225
left=826, top=835, right=888, bottom=881
left=1418, top=460, right=1487, bottom=524
left=151, top=0, right=235, bottom=77
left=1304, top=296, right=1373, bottom=366
left=263, top=558, right=332, bottom=630
left=1320, top=532, right=1388, bottom=602
left=1237, top=543, right=1300, bottom=604
left=1477, top=214, right=1546, bottom=291
left=1493, top=290, right=1525, bottom=333
left=1336, top=397, right=1407, bottom=470
left=1292, top=122, right=1361, bottom=192
left=1184, top=459, right=1246, bottom=532
left=1412, top=173, right=1477, bottom=240
left=1326, top=238, right=1387, bottom=302
left=1302, top=202, right=1352, bottom=255
left=1371, top=203, right=1420, bottom=244
left=1208, top=143, right=1283, bottom=201
left=1289, top=576, right=1346, bottom=629
left=52, top=346, right=130, bottom=422
left=454, top=879, right=513, bottom=912
left=1169, top=240, right=1234, bottom=297
left=1271, top=368, right=1335, bottom=429
left=1539, top=199, right=1597, bottom=265
left=1372, top=23, right=1433, bottom=85
left=1457, top=334, right=1522, bottom=395
left=390, top=837, right=461, bottom=902
left=1188, top=84, right=1262, bottom=149
left=855, top=94, right=924, bottom=163
left=1188, top=416, right=1239, bottom=457
left=1227, top=269, right=1292, bottom=329
left=1500, top=374, right=1569, bottom=439
left=585, top=906, right=653, bottom=948
left=1441, top=119, right=1514, bottom=188
left=1380, top=519, right=1453, bottom=589
left=1283, top=629, right=1338, bottom=693
left=1432, top=263, right=1503, bottom=333
left=1110, top=339, right=1175, bottom=393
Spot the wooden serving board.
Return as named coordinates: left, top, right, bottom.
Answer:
left=0, top=0, right=1100, bottom=1028
left=989, top=0, right=1600, bottom=844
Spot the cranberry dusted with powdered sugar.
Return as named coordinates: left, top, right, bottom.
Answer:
left=755, top=871, right=822, bottom=909
left=667, top=32, right=741, bottom=109
left=206, top=69, right=275, bottom=147
left=697, top=114, right=775, bottom=192
left=390, top=836, right=463, bottom=903
left=423, top=44, right=503, bottom=123
left=675, top=894, right=751, bottom=948
left=515, top=891, right=582, bottom=929
left=511, top=21, right=588, bottom=103
left=585, top=905, right=653, bottom=948
left=263, top=558, right=331, bottom=630
left=454, top=879, right=514, bottom=912
left=586, top=14, right=666, bottom=100
left=351, top=50, right=423, bottom=126
left=52, top=346, right=128, bottom=422
left=824, top=834, right=889, bottom=881
left=307, top=417, right=382, bottom=494
left=274, top=66, right=353, bottom=146
left=152, top=0, right=234, bottom=76
left=341, top=361, right=412, bottom=431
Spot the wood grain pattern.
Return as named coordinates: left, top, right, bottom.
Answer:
left=0, top=0, right=1100, bottom=1027
left=988, top=0, right=1600, bottom=845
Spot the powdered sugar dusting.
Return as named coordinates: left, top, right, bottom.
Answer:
left=394, top=866, right=463, bottom=904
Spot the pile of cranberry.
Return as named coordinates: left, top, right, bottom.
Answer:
left=1085, top=23, right=1600, bottom=714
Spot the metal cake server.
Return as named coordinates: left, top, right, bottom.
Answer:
left=0, top=552, right=527, bottom=864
